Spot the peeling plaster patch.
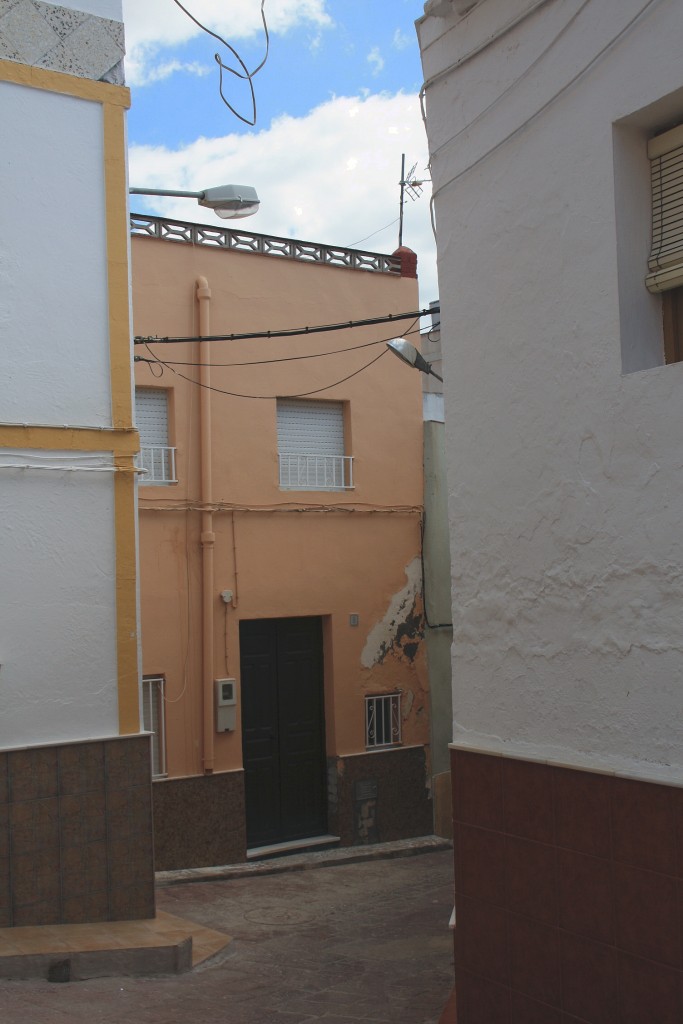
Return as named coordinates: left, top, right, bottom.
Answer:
left=361, top=557, right=424, bottom=668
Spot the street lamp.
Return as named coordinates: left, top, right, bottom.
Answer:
left=129, top=184, right=260, bottom=220
left=386, top=338, right=444, bottom=382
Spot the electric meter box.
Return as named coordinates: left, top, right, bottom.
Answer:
left=215, top=678, right=237, bottom=732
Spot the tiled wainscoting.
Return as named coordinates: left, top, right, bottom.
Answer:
left=328, top=746, right=433, bottom=847
left=152, top=771, right=246, bottom=870
left=451, top=747, right=683, bottom=1023
left=152, top=748, right=432, bottom=871
left=0, top=735, right=155, bottom=927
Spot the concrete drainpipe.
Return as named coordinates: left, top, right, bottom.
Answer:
left=197, top=276, right=215, bottom=774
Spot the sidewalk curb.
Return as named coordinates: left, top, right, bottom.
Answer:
left=156, top=835, right=453, bottom=887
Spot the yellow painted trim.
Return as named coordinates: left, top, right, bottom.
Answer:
left=114, top=457, right=140, bottom=734
left=0, top=58, right=130, bottom=107
left=103, top=102, right=133, bottom=431
left=101, top=95, right=139, bottom=734
left=0, top=424, right=138, bottom=454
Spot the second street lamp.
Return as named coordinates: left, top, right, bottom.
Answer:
left=386, top=337, right=444, bottom=382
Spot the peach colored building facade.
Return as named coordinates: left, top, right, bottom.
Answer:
left=131, top=216, right=433, bottom=868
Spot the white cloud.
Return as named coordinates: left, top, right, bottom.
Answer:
left=134, top=59, right=211, bottom=86
left=392, top=28, right=411, bottom=51
left=367, top=46, right=384, bottom=76
left=123, top=0, right=332, bottom=86
left=128, top=92, right=437, bottom=304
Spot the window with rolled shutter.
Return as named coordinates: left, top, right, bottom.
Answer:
left=135, top=388, right=176, bottom=484
left=646, top=124, right=683, bottom=294
left=647, top=124, right=683, bottom=364
left=276, top=399, right=352, bottom=490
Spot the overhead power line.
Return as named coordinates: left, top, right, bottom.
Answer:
left=134, top=307, right=439, bottom=346
left=134, top=325, right=422, bottom=368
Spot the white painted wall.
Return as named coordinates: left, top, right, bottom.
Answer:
left=0, top=82, right=112, bottom=427
left=418, top=0, right=683, bottom=778
left=0, top=456, right=119, bottom=746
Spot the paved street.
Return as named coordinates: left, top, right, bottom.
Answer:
left=0, top=849, right=454, bottom=1024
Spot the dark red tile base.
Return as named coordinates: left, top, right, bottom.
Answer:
left=0, top=736, right=155, bottom=926
left=451, top=749, right=683, bottom=1024
left=152, top=771, right=246, bottom=870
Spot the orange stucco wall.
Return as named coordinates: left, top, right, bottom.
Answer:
left=132, top=232, right=428, bottom=779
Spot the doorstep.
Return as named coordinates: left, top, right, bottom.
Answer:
left=246, top=834, right=341, bottom=860
left=0, top=910, right=231, bottom=981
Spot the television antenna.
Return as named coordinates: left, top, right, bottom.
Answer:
left=398, top=154, right=430, bottom=247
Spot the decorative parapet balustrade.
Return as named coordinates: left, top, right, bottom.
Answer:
left=130, top=214, right=402, bottom=276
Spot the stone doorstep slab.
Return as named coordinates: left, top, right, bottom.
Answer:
left=0, top=938, right=192, bottom=982
left=0, top=912, right=232, bottom=981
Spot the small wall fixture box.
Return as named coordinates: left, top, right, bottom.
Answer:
left=215, top=678, right=237, bottom=732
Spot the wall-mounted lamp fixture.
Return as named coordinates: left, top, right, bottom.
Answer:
left=129, top=184, right=260, bottom=220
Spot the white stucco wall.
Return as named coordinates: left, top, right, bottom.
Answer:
left=0, top=81, right=112, bottom=427
left=418, top=0, right=683, bottom=779
left=0, top=455, right=119, bottom=746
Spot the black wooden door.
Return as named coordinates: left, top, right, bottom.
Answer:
left=240, top=617, right=326, bottom=848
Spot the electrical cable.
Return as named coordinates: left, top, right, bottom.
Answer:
left=420, top=512, right=453, bottom=629
left=170, top=0, right=269, bottom=126
left=347, top=218, right=400, bottom=249
left=134, top=307, right=437, bottom=346
left=136, top=499, right=422, bottom=514
left=147, top=345, right=395, bottom=400
left=420, top=0, right=554, bottom=68
left=426, top=0, right=592, bottom=163
left=135, top=325, right=423, bottom=369
left=430, top=0, right=665, bottom=203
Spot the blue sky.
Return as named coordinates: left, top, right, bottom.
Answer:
left=122, top=0, right=436, bottom=302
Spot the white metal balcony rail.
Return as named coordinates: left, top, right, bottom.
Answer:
left=130, top=214, right=402, bottom=276
left=365, top=693, right=402, bottom=749
left=138, top=445, right=177, bottom=485
left=279, top=453, right=353, bottom=491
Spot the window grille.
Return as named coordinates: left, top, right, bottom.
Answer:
left=365, top=693, right=402, bottom=749
left=142, top=676, right=167, bottom=777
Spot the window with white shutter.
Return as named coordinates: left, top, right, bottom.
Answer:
left=135, top=388, right=177, bottom=484
left=277, top=399, right=353, bottom=490
left=142, top=676, right=166, bottom=778
left=647, top=124, right=683, bottom=364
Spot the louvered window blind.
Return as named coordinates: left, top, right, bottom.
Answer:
left=277, top=399, right=344, bottom=455
left=135, top=388, right=169, bottom=446
left=647, top=124, right=683, bottom=293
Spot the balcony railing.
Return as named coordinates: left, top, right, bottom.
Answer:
left=138, top=445, right=177, bottom=485
left=279, top=453, right=354, bottom=491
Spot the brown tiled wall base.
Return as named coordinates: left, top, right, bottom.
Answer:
left=328, top=746, right=433, bottom=846
left=450, top=748, right=683, bottom=1023
left=0, top=736, right=155, bottom=927
left=152, top=771, right=246, bottom=870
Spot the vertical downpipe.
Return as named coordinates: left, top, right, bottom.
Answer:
left=197, top=276, right=215, bottom=774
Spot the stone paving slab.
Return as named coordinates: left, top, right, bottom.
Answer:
left=0, top=848, right=454, bottom=1023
